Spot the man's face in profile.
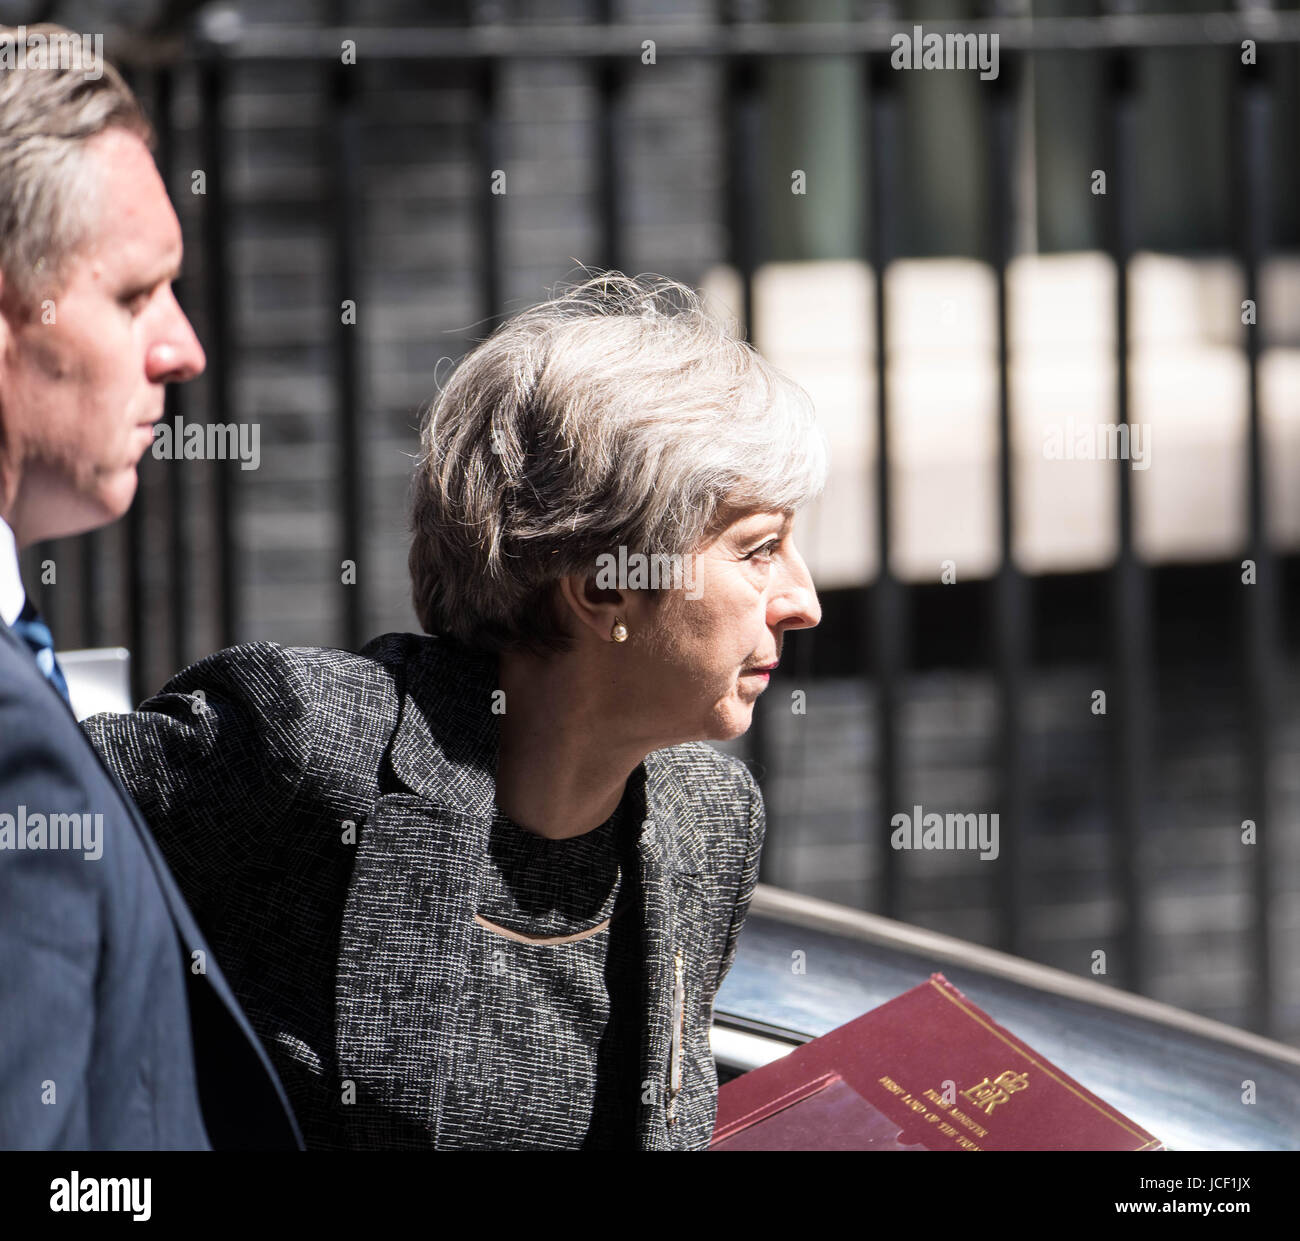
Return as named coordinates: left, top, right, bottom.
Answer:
left=0, top=126, right=206, bottom=546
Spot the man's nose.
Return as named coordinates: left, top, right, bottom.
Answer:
left=145, top=291, right=206, bottom=384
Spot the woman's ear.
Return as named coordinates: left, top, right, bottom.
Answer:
left=553, top=570, right=624, bottom=644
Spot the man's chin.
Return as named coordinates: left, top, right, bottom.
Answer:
left=57, top=475, right=138, bottom=540
left=10, top=465, right=138, bottom=545
left=101, top=470, right=140, bottom=523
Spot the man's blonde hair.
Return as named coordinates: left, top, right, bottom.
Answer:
left=0, top=24, right=152, bottom=310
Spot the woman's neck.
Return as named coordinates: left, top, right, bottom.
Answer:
left=493, top=646, right=652, bottom=841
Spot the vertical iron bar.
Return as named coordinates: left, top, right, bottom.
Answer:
left=1235, top=47, right=1278, bottom=1038
left=164, top=382, right=187, bottom=673
left=200, top=54, right=237, bottom=648
left=726, top=56, right=762, bottom=354
left=866, top=54, right=904, bottom=921
left=595, top=0, right=623, bottom=274
left=331, top=3, right=365, bottom=652
left=474, top=55, right=503, bottom=331
left=80, top=532, right=100, bottom=647
left=990, top=50, right=1028, bottom=957
left=125, top=401, right=146, bottom=699
left=1104, top=45, right=1152, bottom=996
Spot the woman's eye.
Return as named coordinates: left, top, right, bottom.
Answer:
left=745, top=539, right=780, bottom=562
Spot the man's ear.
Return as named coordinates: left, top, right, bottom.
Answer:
left=0, top=265, right=31, bottom=349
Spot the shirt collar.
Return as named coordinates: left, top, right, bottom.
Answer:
left=0, top=517, right=24, bottom=628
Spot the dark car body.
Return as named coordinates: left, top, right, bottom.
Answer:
left=710, top=885, right=1300, bottom=1152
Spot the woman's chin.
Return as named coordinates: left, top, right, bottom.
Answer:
left=708, top=697, right=756, bottom=742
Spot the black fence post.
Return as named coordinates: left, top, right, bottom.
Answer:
left=989, top=46, right=1029, bottom=958
left=473, top=44, right=503, bottom=334
left=199, top=50, right=237, bottom=649
left=865, top=50, right=905, bottom=922
left=1103, top=40, right=1153, bottom=998
left=330, top=5, right=365, bottom=654
left=594, top=0, right=625, bottom=275
left=1234, top=39, right=1280, bottom=1039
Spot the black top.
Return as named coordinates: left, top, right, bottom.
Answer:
left=436, top=791, right=645, bottom=1149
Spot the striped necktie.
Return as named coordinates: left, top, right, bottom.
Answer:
left=11, top=598, right=72, bottom=706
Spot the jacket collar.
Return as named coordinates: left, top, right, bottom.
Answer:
left=0, top=596, right=77, bottom=723
left=385, top=634, right=708, bottom=878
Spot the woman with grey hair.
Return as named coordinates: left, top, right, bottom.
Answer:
left=83, top=270, right=826, bottom=1150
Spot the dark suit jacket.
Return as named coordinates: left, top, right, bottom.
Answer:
left=0, top=618, right=302, bottom=1150
left=82, top=630, right=766, bottom=1150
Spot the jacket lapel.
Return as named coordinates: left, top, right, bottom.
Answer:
left=628, top=746, right=714, bottom=1149
left=333, top=638, right=499, bottom=1147
left=344, top=636, right=708, bottom=1149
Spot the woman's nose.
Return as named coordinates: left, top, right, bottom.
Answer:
left=772, top=549, right=821, bottom=630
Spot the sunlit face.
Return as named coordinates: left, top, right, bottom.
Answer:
left=0, top=127, right=205, bottom=546
left=632, top=508, right=822, bottom=744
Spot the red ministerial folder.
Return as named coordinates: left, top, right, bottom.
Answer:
left=710, top=973, right=1165, bottom=1151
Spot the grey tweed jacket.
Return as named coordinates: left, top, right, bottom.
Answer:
left=81, top=631, right=765, bottom=1151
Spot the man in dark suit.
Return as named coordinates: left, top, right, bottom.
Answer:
left=0, top=25, right=301, bottom=1149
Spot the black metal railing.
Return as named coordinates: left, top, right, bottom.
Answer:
left=27, top=7, right=1299, bottom=1038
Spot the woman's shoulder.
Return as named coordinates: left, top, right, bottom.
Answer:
left=104, top=631, right=441, bottom=777
left=175, top=629, right=446, bottom=705
left=646, top=741, right=764, bottom=866
left=651, top=740, right=760, bottom=801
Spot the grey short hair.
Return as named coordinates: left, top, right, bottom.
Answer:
left=0, top=24, right=152, bottom=311
left=409, top=271, right=828, bottom=656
